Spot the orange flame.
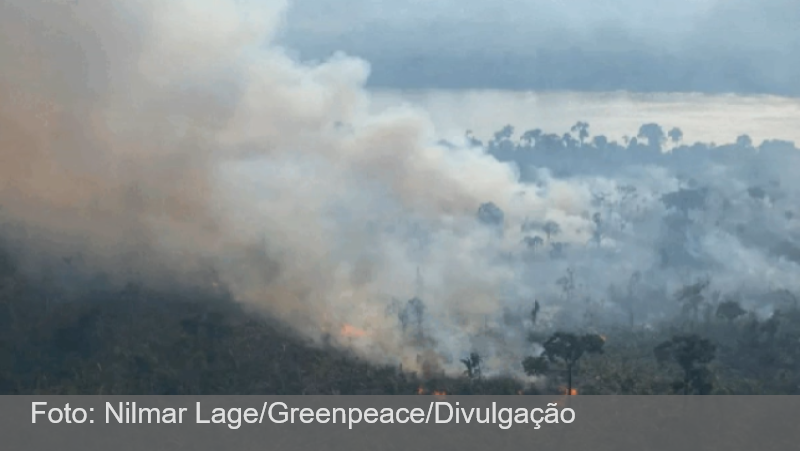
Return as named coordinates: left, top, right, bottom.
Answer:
left=417, top=386, right=425, bottom=395
left=432, top=390, right=446, bottom=397
left=559, top=387, right=578, bottom=395
left=340, top=324, right=367, bottom=338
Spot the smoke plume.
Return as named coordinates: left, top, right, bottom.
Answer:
left=3, top=0, right=798, bottom=378
left=0, top=0, right=584, bottom=373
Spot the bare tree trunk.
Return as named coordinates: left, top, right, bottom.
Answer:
left=567, top=365, right=573, bottom=395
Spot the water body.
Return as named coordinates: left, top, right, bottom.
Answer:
left=369, top=89, right=800, bottom=146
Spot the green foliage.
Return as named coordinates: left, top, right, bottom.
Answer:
left=521, top=356, right=549, bottom=376
left=654, top=334, right=716, bottom=395
left=4, top=235, right=800, bottom=395
left=0, top=258, right=528, bottom=395
left=542, top=332, right=605, bottom=366
left=523, top=331, right=606, bottom=394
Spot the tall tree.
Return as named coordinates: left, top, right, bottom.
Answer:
left=736, top=134, right=753, bottom=148
left=637, top=123, right=666, bottom=152
left=523, top=332, right=605, bottom=395
left=542, top=221, right=561, bottom=242
left=570, top=121, right=590, bottom=146
left=668, top=127, right=683, bottom=144
left=520, top=129, right=542, bottom=147
left=675, top=278, right=711, bottom=325
left=654, top=335, right=716, bottom=395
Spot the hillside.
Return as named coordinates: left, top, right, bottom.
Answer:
left=3, top=238, right=799, bottom=395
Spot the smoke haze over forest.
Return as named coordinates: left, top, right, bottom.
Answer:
left=2, top=0, right=800, bottom=391
left=370, top=90, right=800, bottom=146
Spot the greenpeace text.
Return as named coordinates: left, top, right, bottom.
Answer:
left=192, top=401, right=574, bottom=430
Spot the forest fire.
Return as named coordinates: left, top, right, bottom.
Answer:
left=340, top=324, right=367, bottom=338
left=416, top=387, right=446, bottom=397
left=559, top=387, right=579, bottom=395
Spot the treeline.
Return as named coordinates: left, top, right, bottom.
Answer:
left=457, top=122, right=799, bottom=180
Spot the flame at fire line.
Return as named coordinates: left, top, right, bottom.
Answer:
left=417, top=387, right=447, bottom=397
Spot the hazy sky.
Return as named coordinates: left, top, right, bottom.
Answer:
left=276, top=0, right=800, bottom=96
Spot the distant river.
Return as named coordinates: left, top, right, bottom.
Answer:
left=369, top=89, right=800, bottom=146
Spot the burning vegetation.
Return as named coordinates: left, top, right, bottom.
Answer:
left=4, top=234, right=800, bottom=395
left=416, top=386, right=447, bottom=397
left=3, top=1, right=800, bottom=396
left=340, top=324, right=368, bottom=339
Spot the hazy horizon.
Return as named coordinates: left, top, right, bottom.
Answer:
left=369, top=88, right=800, bottom=145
